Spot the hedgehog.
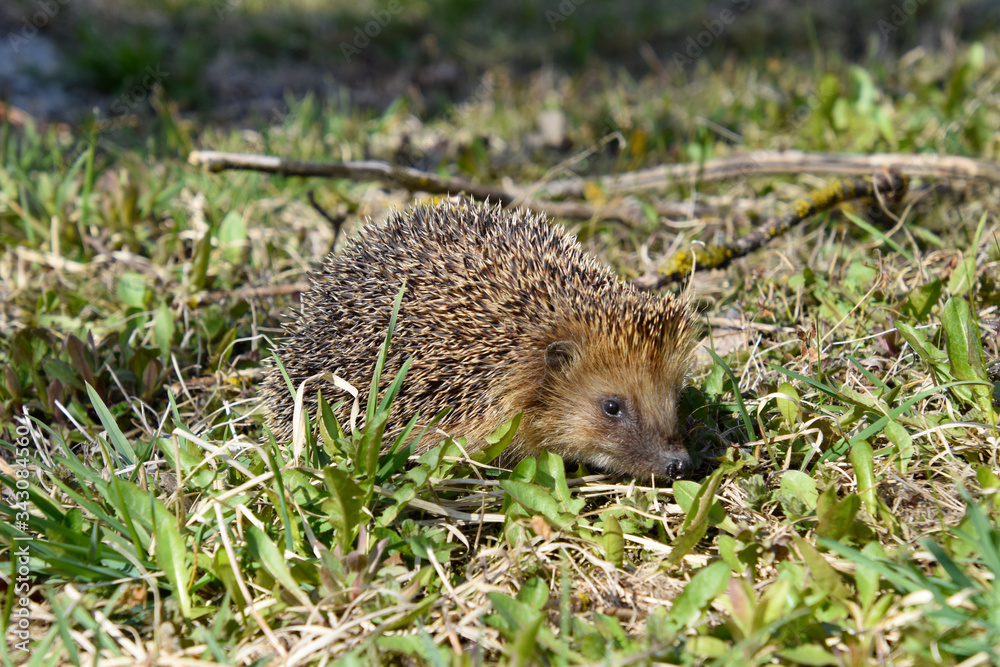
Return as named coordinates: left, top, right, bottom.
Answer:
left=261, top=199, right=700, bottom=480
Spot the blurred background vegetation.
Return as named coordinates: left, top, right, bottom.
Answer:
left=2, top=0, right=999, bottom=123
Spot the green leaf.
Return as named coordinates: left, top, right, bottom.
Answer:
left=316, top=389, right=342, bottom=460
left=41, top=359, right=85, bottom=392
left=792, top=534, right=851, bottom=602
left=900, top=279, right=943, bottom=320
left=851, top=440, right=877, bottom=515
left=517, top=577, right=549, bottom=610
left=378, top=593, right=440, bottom=632
left=487, top=592, right=539, bottom=637
left=117, top=272, right=149, bottom=309
left=376, top=632, right=449, bottom=665
left=818, top=538, right=924, bottom=598
left=509, top=457, right=536, bottom=483
left=855, top=541, right=886, bottom=613
left=262, top=443, right=298, bottom=554
left=942, top=296, right=995, bottom=420
left=474, top=412, right=522, bottom=464
left=767, top=362, right=863, bottom=409
left=842, top=210, right=914, bottom=263
left=884, top=422, right=914, bottom=473
left=357, top=407, right=389, bottom=484
left=500, top=480, right=574, bottom=528
left=378, top=407, right=450, bottom=485
left=955, top=489, right=1000, bottom=579
left=776, top=644, right=839, bottom=666
left=685, top=636, right=730, bottom=657
left=894, top=321, right=947, bottom=363
left=717, top=534, right=742, bottom=572
left=109, top=478, right=155, bottom=533
left=212, top=548, right=246, bottom=606
left=776, top=382, right=800, bottom=428
left=217, top=210, right=247, bottom=263
left=948, top=253, right=976, bottom=297
left=153, top=300, right=175, bottom=360
left=666, top=468, right=726, bottom=568
left=190, top=229, right=212, bottom=291
left=322, top=467, right=364, bottom=553
left=813, top=377, right=972, bottom=467
left=845, top=355, right=890, bottom=394
left=837, top=386, right=881, bottom=411
left=535, top=450, right=585, bottom=515
left=779, top=471, right=818, bottom=511
left=602, top=514, right=624, bottom=568
left=667, top=559, right=731, bottom=628
left=816, top=489, right=860, bottom=541
left=376, top=356, right=412, bottom=417
left=700, top=363, right=725, bottom=398
left=943, top=296, right=986, bottom=381
left=921, top=538, right=975, bottom=592
left=245, top=525, right=312, bottom=608
left=977, top=465, right=1000, bottom=490
left=152, top=498, right=192, bottom=617
left=673, top=480, right=726, bottom=524
left=485, top=592, right=583, bottom=660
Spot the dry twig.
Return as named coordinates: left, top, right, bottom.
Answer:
left=535, top=150, right=1000, bottom=198
left=188, top=150, right=702, bottom=224
left=190, top=282, right=311, bottom=306
left=632, top=172, right=910, bottom=290
left=188, top=150, right=964, bottom=290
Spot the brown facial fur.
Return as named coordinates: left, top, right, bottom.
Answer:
left=498, top=297, right=697, bottom=480
left=261, top=199, right=700, bottom=480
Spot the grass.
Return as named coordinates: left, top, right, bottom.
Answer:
left=2, top=5, right=1000, bottom=665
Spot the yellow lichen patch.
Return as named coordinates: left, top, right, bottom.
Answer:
left=696, top=245, right=736, bottom=267
left=661, top=248, right=695, bottom=277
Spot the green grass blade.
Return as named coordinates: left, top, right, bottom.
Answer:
left=152, top=495, right=192, bottom=618
left=367, top=283, right=406, bottom=424
left=706, top=347, right=755, bottom=442
left=86, top=383, right=137, bottom=466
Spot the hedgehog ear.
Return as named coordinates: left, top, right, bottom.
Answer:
left=544, top=340, right=579, bottom=373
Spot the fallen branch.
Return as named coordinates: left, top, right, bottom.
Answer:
left=188, top=150, right=698, bottom=224
left=632, top=172, right=909, bottom=290
left=189, top=150, right=516, bottom=203
left=187, top=150, right=957, bottom=291
left=189, top=282, right=311, bottom=306
left=536, top=150, right=1000, bottom=198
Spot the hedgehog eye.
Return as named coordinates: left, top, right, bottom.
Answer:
left=601, top=398, right=624, bottom=418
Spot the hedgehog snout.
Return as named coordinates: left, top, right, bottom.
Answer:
left=658, top=447, right=693, bottom=480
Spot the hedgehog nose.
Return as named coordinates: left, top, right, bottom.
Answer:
left=662, top=450, right=693, bottom=480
